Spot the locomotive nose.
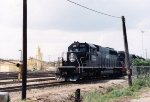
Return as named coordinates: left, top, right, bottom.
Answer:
left=69, top=53, right=76, bottom=62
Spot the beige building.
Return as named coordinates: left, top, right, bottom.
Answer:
left=0, top=47, right=56, bottom=72
left=27, top=46, right=45, bottom=71
left=0, top=59, right=56, bottom=72
left=27, top=57, right=45, bottom=71
left=0, top=60, right=19, bottom=72
left=28, top=46, right=56, bottom=71
left=27, top=58, right=57, bottom=71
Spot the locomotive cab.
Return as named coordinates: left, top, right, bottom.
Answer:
left=63, top=42, right=98, bottom=66
left=63, top=41, right=89, bottom=67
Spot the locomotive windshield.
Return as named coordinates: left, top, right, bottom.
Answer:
left=69, top=47, right=86, bottom=52
left=68, top=43, right=87, bottom=52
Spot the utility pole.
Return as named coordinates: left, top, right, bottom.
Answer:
left=141, top=31, right=144, bottom=58
left=146, top=49, right=147, bottom=59
left=49, top=55, right=51, bottom=62
left=22, top=0, right=27, bottom=100
left=121, top=16, right=132, bottom=86
left=19, top=50, right=23, bottom=62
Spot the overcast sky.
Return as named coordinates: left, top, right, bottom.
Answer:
left=0, top=0, right=150, bottom=61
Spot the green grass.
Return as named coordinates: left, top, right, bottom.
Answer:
left=83, top=77, right=150, bottom=102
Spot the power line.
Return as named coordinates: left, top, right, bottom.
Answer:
left=67, top=0, right=121, bottom=19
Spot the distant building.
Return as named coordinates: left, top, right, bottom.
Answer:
left=27, top=46, right=56, bottom=71
left=36, top=46, right=43, bottom=61
left=28, top=46, right=44, bottom=71
left=27, top=57, right=45, bottom=71
left=27, top=58, right=57, bottom=71
left=0, top=47, right=56, bottom=72
left=0, top=60, right=19, bottom=72
left=36, top=46, right=43, bottom=70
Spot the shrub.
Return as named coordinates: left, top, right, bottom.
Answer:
left=83, top=77, right=150, bottom=102
left=133, top=59, right=150, bottom=66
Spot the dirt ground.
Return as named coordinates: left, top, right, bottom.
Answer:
left=130, top=89, right=150, bottom=102
left=9, top=78, right=127, bottom=102
left=113, top=88, right=150, bottom=102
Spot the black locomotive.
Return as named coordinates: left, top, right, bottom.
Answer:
left=56, top=41, right=134, bottom=81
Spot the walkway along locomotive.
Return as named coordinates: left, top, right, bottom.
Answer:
left=55, top=41, right=133, bottom=81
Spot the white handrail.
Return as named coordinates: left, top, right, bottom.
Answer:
left=75, top=55, right=81, bottom=73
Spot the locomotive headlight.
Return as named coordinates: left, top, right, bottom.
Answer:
left=69, top=53, right=76, bottom=62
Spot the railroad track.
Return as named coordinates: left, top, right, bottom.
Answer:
left=1, top=78, right=125, bottom=91
left=0, top=71, right=61, bottom=92
left=0, top=77, right=55, bottom=85
left=0, top=81, right=70, bottom=92
left=0, top=71, right=55, bottom=80
left=0, top=71, right=125, bottom=93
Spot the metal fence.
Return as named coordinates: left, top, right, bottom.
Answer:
left=132, top=66, right=150, bottom=79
